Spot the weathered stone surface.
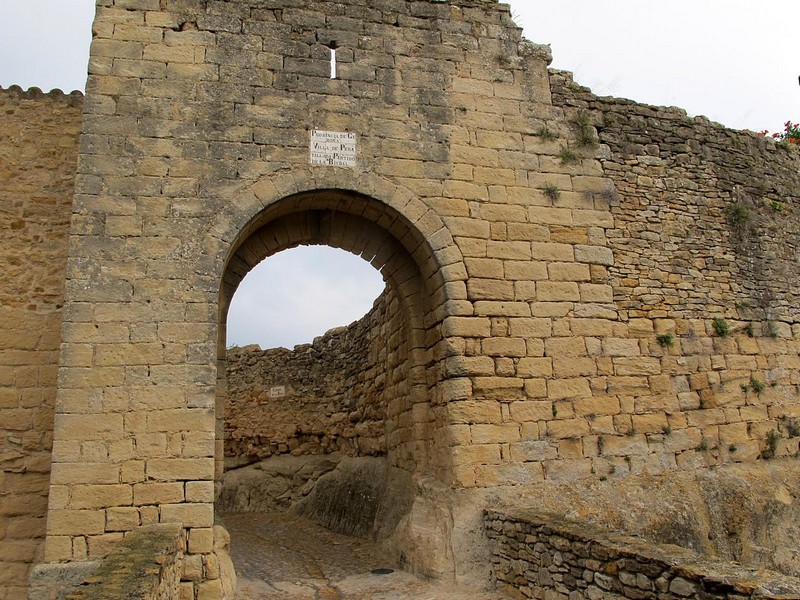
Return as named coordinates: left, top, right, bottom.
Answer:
left=0, top=86, right=81, bottom=597
left=2, top=0, right=799, bottom=596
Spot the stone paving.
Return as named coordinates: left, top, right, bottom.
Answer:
left=222, top=512, right=511, bottom=599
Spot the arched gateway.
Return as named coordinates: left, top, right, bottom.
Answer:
left=216, top=182, right=466, bottom=481
left=10, top=0, right=800, bottom=598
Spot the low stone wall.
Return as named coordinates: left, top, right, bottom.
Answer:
left=29, top=524, right=236, bottom=600
left=485, top=509, right=800, bottom=599
left=29, top=525, right=182, bottom=600
left=67, top=525, right=183, bottom=600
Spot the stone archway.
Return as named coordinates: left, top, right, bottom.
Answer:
left=213, top=187, right=465, bottom=576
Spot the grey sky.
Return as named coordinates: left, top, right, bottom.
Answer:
left=2, top=1, right=797, bottom=348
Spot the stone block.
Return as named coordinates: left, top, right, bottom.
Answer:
left=471, top=423, right=520, bottom=444
left=46, top=510, right=106, bottom=536
left=445, top=356, right=495, bottom=378
left=543, top=458, right=593, bottom=482
left=613, top=357, right=661, bottom=376
left=474, top=301, right=531, bottom=317
left=448, top=400, right=502, bottom=425
left=574, top=245, right=614, bottom=266
left=508, top=318, right=552, bottom=338
left=134, top=482, right=185, bottom=506
left=630, top=412, right=668, bottom=434
left=106, top=507, right=141, bottom=532
left=509, top=440, right=557, bottom=462
left=442, top=317, right=491, bottom=338
left=188, top=528, right=214, bottom=554
left=545, top=337, right=586, bottom=357
left=503, top=260, right=549, bottom=281
left=69, top=485, right=132, bottom=510
left=160, top=503, right=214, bottom=528
left=452, top=444, right=501, bottom=466
left=553, top=357, right=597, bottom=378
left=50, top=463, right=120, bottom=485
left=516, top=357, right=553, bottom=378
left=573, top=396, right=621, bottom=417
left=482, top=338, right=527, bottom=357
left=145, top=458, right=214, bottom=481
left=546, top=418, right=590, bottom=439
left=186, top=481, right=215, bottom=503
left=548, top=262, right=591, bottom=282
left=530, top=242, right=574, bottom=262
left=146, top=408, right=215, bottom=433
left=510, top=401, right=553, bottom=422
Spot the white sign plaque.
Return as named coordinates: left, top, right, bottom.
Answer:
left=269, top=386, right=286, bottom=398
left=310, top=130, right=357, bottom=167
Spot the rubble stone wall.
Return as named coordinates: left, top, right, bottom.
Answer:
left=484, top=509, right=800, bottom=600
left=550, top=70, right=800, bottom=323
left=0, top=86, right=82, bottom=600
left=224, top=285, right=404, bottom=463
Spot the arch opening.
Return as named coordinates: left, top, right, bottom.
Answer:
left=213, top=189, right=459, bottom=575
left=225, top=245, right=385, bottom=350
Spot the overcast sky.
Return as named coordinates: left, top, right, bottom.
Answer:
left=1, top=1, right=797, bottom=348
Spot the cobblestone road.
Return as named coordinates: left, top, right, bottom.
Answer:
left=222, top=512, right=511, bottom=599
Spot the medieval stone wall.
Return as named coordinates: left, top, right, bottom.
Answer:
left=225, top=285, right=404, bottom=463
left=550, top=70, right=800, bottom=323
left=0, top=86, right=82, bottom=600
left=1, top=0, right=800, bottom=596
left=446, top=70, right=800, bottom=487
left=0, top=88, right=83, bottom=599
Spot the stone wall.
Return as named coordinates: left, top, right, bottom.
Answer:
left=485, top=509, right=800, bottom=600
left=1, top=0, right=797, bottom=594
left=432, top=70, right=800, bottom=489
left=0, top=86, right=82, bottom=600
left=224, top=286, right=400, bottom=464
left=550, top=70, right=800, bottom=323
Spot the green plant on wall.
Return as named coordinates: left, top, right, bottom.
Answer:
left=542, top=183, right=561, bottom=202
left=766, top=321, right=779, bottom=337
left=536, top=125, right=558, bottom=141
left=761, top=429, right=781, bottom=459
left=574, top=111, right=598, bottom=148
left=750, top=377, right=766, bottom=394
left=656, top=333, right=674, bottom=347
left=558, top=146, right=579, bottom=164
left=726, top=201, right=751, bottom=232
left=712, top=317, right=731, bottom=337
left=771, top=200, right=785, bottom=212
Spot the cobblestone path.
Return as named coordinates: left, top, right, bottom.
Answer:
left=222, top=512, right=511, bottom=599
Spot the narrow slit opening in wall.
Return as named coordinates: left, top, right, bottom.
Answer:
left=329, top=42, right=338, bottom=79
